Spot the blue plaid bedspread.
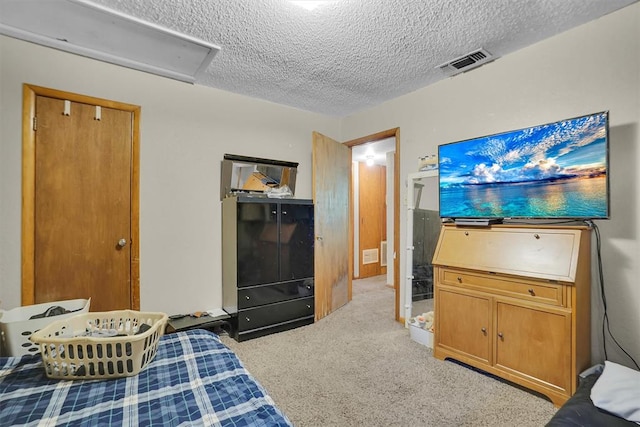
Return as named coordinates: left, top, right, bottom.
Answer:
left=0, top=329, right=292, bottom=427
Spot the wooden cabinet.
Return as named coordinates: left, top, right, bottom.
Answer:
left=222, top=197, right=314, bottom=341
left=432, top=224, right=591, bottom=406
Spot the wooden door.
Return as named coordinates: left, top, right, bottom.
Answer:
left=22, top=85, right=140, bottom=312
left=312, top=132, right=351, bottom=320
left=358, top=162, right=386, bottom=278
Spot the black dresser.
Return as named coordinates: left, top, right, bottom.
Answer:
left=222, top=197, right=314, bottom=341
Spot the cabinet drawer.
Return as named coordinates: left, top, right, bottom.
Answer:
left=238, top=279, right=314, bottom=309
left=441, top=269, right=564, bottom=306
left=238, top=297, right=314, bottom=331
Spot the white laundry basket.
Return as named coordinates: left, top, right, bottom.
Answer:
left=30, top=310, right=167, bottom=380
left=0, top=298, right=90, bottom=357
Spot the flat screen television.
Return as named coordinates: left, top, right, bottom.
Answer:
left=438, top=111, right=609, bottom=221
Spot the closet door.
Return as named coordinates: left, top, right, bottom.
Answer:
left=31, top=94, right=135, bottom=311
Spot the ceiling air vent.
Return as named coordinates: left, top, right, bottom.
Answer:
left=437, top=48, right=496, bottom=76
left=0, top=0, right=220, bottom=84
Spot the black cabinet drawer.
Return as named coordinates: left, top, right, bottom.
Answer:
left=238, top=297, right=314, bottom=331
left=238, top=279, right=313, bottom=309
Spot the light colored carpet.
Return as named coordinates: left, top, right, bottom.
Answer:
left=221, top=275, right=558, bottom=426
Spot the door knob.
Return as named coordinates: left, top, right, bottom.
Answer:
left=117, top=238, right=127, bottom=248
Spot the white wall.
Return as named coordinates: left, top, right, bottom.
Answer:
left=0, top=36, right=340, bottom=315
left=1, top=3, right=638, bottom=368
left=342, top=4, right=640, bottom=368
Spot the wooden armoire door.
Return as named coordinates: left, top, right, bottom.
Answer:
left=22, top=85, right=140, bottom=311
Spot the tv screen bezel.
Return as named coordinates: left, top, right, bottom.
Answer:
left=437, top=111, right=610, bottom=221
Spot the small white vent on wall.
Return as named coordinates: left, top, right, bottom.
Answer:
left=437, top=48, right=496, bottom=76
left=362, top=248, right=379, bottom=265
left=380, top=241, right=387, bottom=267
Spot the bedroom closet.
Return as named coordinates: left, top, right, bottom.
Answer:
left=21, top=84, right=141, bottom=312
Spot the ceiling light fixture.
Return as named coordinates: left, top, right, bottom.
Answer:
left=289, top=1, right=334, bottom=11
left=366, top=155, right=375, bottom=167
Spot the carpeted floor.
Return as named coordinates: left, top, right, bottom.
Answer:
left=221, top=275, right=558, bottom=426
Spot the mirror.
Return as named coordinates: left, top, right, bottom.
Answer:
left=220, top=154, right=298, bottom=199
left=406, top=171, right=439, bottom=321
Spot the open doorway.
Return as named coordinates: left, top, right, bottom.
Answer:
left=344, top=128, right=400, bottom=321
left=351, top=138, right=394, bottom=282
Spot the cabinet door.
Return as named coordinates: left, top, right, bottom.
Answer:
left=280, top=203, right=314, bottom=280
left=434, top=227, right=582, bottom=282
left=437, top=288, right=491, bottom=364
left=495, top=301, right=572, bottom=393
left=237, top=202, right=279, bottom=286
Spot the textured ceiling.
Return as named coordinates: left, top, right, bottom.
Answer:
left=43, top=0, right=640, bottom=116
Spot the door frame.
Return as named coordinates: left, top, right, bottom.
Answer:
left=21, top=84, right=141, bottom=309
left=344, top=127, right=401, bottom=321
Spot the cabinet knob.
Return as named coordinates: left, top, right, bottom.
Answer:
left=528, top=288, right=535, bottom=296
left=306, top=285, right=311, bottom=290
left=306, top=304, right=311, bottom=309
left=271, top=210, right=277, bottom=215
left=481, top=327, right=487, bottom=334
left=245, top=317, right=251, bottom=322
left=464, top=231, right=469, bottom=236
left=246, top=296, right=250, bottom=300
left=498, top=332, right=504, bottom=339
left=457, top=276, right=462, bottom=283
left=282, top=211, right=287, bottom=215
left=534, top=234, right=540, bottom=239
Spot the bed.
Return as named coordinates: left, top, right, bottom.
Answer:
left=546, top=362, right=640, bottom=427
left=0, top=329, right=292, bottom=426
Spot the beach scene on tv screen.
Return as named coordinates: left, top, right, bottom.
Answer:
left=439, top=112, right=608, bottom=219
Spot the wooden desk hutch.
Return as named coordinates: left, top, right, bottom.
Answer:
left=432, top=224, right=591, bottom=406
